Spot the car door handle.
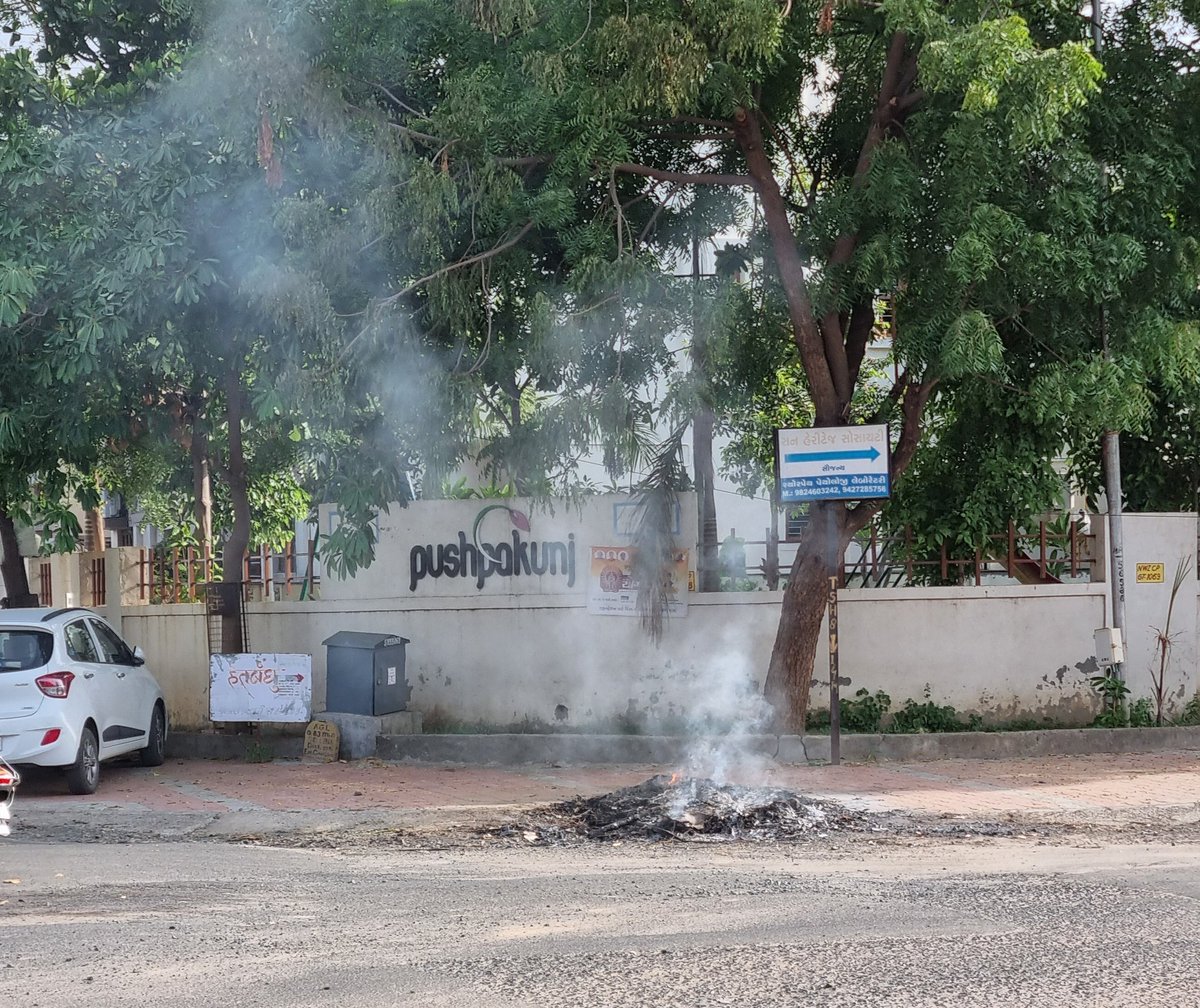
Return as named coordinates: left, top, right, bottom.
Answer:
left=115, top=671, right=127, bottom=679
left=83, top=673, right=95, bottom=680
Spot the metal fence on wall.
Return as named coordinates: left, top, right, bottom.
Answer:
left=733, top=516, right=1096, bottom=590
left=136, top=539, right=318, bottom=604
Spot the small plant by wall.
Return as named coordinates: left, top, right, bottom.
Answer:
left=1089, top=671, right=1132, bottom=727
left=1129, top=698, right=1154, bottom=728
left=1179, top=692, right=1200, bottom=726
left=889, top=686, right=984, bottom=734
left=841, top=689, right=892, bottom=732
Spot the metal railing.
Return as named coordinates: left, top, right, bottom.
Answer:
left=37, top=562, right=52, bottom=607
left=85, top=555, right=106, bottom=608
left=136, top=539, right=318, bottom=604
left=842, top=519, right=1095, bottom=588
left=726, top=516, right=1096, bottom=591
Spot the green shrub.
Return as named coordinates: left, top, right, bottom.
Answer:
left=890, top=687, right=981, bottom=734
left=1129, top=697, right=1154, bottom=728
left=841, top=689, right=891, bottom=733
left=1178, top=692, right=1200, bottom=726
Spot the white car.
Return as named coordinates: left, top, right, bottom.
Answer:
left=0, top=607, right=167, bottom=794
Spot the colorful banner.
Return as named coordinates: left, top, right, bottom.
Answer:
left=587, top=545, right=689, bottom=617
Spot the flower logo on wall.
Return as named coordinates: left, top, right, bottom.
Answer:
left=471, top=504, right=531, bottom=563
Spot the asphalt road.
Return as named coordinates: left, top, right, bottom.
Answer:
left=3, top=835, right=1200, bottom=1007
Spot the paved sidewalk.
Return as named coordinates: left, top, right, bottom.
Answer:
left=10, top=750, right=1200, bottom=837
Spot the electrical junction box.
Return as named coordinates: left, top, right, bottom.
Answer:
left=1093, top=627, right=1125, bottom=667
left=322, top=631, right=411, bottom=716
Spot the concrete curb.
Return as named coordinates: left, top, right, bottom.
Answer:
left=166, top=725, right=1200, bottom=765
left=167, top=731, right=305, bottom=762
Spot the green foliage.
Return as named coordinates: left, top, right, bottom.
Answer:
left=1, top=0, right=194, bottom=81
left=1128, top=697, right=1154, bottom=729
left=1178, top=693, right=1200, bottom=727
left=1089, top=671, right=1131, bottom=728
left=5, top=0, right=1200, bottom=623
left=890, top=686, right=983, bottom=734
left=439, top=477, right=515, bottom=500
left=243, top=741, right=275, bottom=764
left=840, top=688, right=892, bottom=734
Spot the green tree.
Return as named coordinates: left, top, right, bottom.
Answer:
left=322, top=0, right=727, bottom=499
left=0, top=49, right=137, bottom=603
left=1, top=0, right=194, bottom=81
left=335, top=0, right=1140, bottom=730
left=884, top=3, right=1200, bottom=572
left=1, top=1, right=410, bottom=629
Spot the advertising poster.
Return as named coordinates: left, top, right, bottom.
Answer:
left=587, top=545, right=689, bottom=617
left=210, top=653, right=313, bottom=722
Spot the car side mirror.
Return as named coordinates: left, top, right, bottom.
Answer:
left=132, top=645, right=146, bottom=666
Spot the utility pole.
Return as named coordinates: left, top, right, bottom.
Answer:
left=1091, top=0, right=1127, bottom=681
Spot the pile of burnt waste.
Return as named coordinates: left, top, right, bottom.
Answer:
left=483, top=774, right=883, bottom=844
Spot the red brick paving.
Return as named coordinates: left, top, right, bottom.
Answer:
left=14, top=750, right=1200, bottom=822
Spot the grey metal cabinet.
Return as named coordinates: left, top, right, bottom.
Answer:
left=322, top=631, right=410, bottom=716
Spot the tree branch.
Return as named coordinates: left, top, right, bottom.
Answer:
left=864, top=368, right=907, bottom=426
left=644, top=116, right=735, bottom=129
left=890, top=377, right=937, bottom=477
left=845, top=296, right=876, bottom=389
left=731, top=105, right=840, bottom=422
left=377, top=221, right=536, bottom=308
left=845, top=376, right=937, bottom=535
left=828, top=30, right=914, bottom=274
left=612, top=162, right=755, bottom=187
left=338, top=221, right=538, bottom=363
left=358, top=78, right=426, bottom=119
left=817, top=31, right=921, bottom=414
left=380, top=118, right=444, bottom=146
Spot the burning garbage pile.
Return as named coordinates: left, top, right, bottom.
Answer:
left=484, top=774, right=879, bottom=844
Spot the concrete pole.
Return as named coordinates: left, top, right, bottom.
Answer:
left=1103, top=431, right=1127, bottom=679
left=1091, top=0, right=1127, bottom=681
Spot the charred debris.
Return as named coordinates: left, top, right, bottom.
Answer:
left=480, top=774, right=887, bottom=845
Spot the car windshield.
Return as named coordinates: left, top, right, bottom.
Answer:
left=0, top=630, right=53, bottom=671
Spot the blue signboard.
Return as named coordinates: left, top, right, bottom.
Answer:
left=777, top=425, right=891, bottom=503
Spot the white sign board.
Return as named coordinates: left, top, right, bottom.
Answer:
left=210, top=653, right=312, bottom=723
left=777, top=424, right=890, bottom=503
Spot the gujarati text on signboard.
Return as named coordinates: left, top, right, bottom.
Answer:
left=776, top=424, right=890, bottom=503
left=210, top=653, right=313, bottom=723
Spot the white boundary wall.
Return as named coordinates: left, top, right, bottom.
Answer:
left=37, top=498, right=1200, bottom=732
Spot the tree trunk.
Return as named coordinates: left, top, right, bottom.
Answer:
left=693, top=405, right=720, bottom=591
left=0, top=507, right=38, bottom=607
left=762, top=500, right=853, bottom=732
left=191, top=428, right=213, bottom=577
left=221, top=369, right=252, bottom=652
left=691, top=236, right=720, bottom=592
left=83, top=506, right=105, bottom=552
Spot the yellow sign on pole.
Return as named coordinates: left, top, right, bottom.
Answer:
left=1135, top=563, right=1165, bottom=584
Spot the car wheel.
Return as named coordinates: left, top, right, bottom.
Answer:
left=65, top=726, right=100, bottom=795
left=139, top=705, right=166, bottom=767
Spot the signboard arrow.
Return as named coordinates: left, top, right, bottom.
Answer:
left=784, top=447, right=881, bottom=464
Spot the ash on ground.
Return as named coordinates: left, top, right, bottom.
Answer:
left=481, top=774, right=883, bottom=844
